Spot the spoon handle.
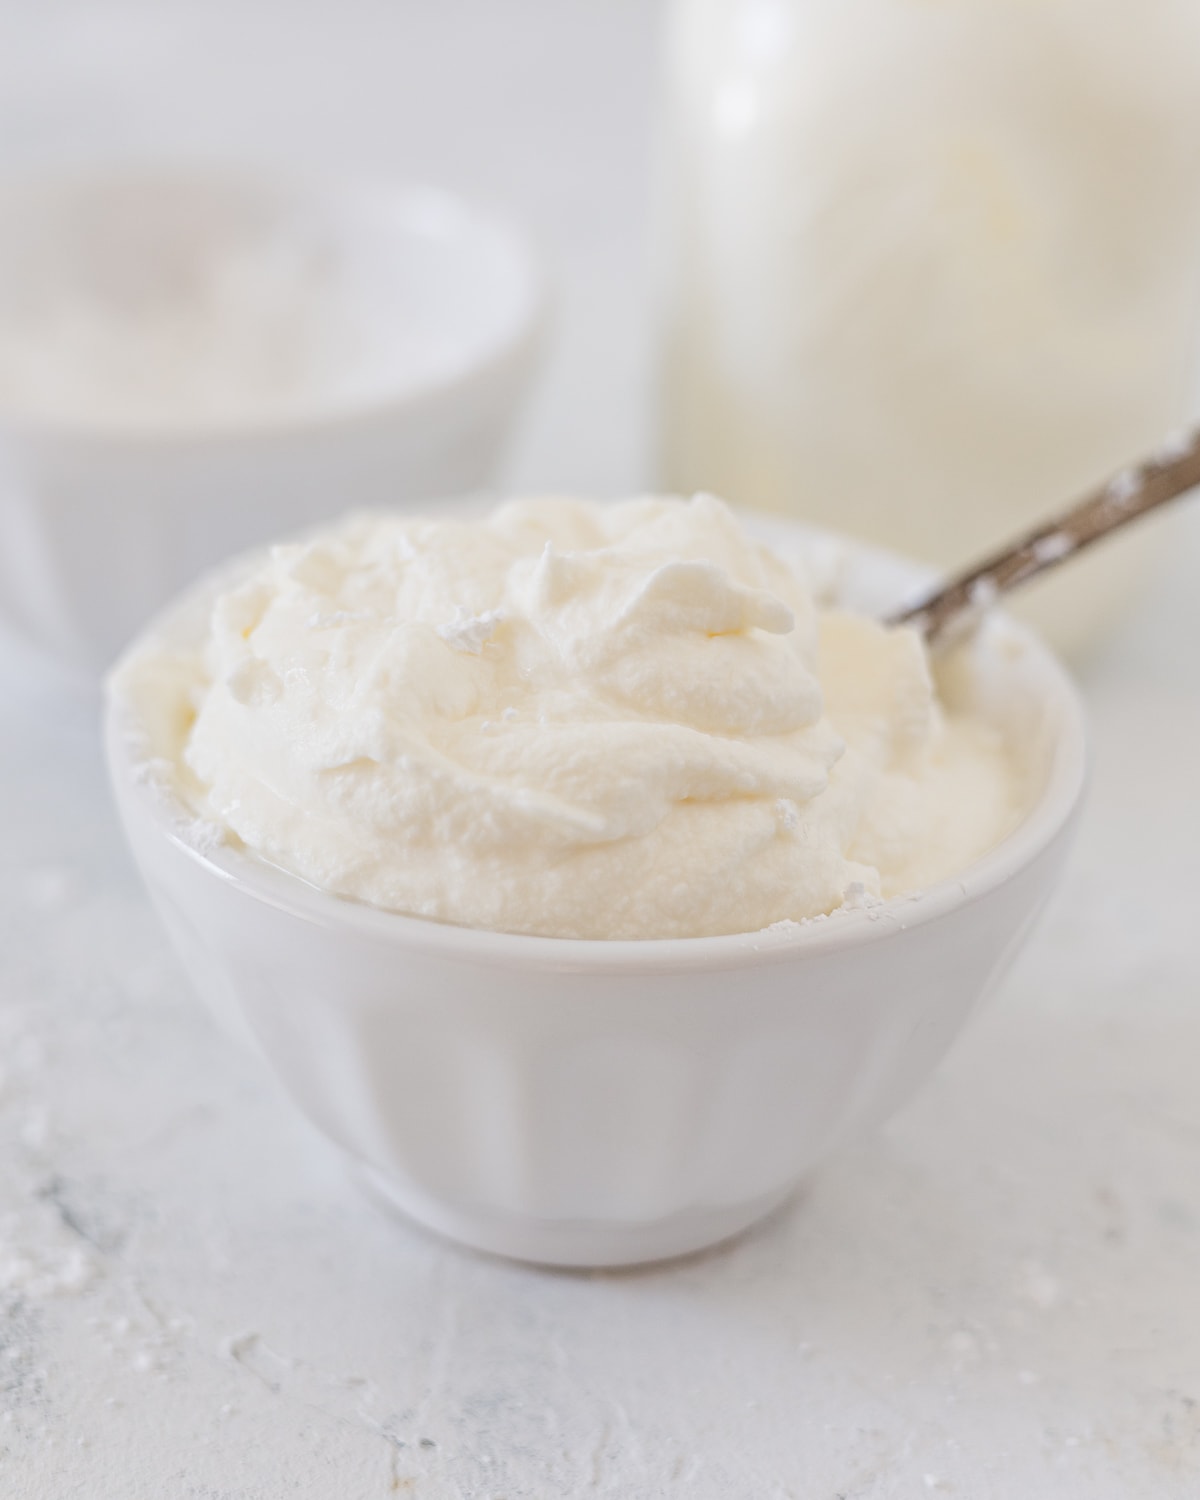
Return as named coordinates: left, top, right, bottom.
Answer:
left=888, top=426, right=1200, bottom=643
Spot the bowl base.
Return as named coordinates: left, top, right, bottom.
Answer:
left=353, top=1164, right=796, bottom=1268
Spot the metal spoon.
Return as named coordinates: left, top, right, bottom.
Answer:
left=888, top=426, right=1200, bottom=644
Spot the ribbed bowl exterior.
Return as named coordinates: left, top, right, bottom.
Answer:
left=113, top=766, right=1076, bottom=1265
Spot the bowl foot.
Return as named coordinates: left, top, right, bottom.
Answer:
left=353, top=1164, right=796, bottom=1269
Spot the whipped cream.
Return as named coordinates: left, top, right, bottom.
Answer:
left=112, top=496, right=1020, bottom=939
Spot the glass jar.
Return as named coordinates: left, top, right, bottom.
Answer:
left=657, top=0, right=1200, bottom=652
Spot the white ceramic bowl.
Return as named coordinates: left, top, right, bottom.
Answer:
left=105, top=522, right=1087, bottom=1267
left=0, top=166, right=543, bottom=675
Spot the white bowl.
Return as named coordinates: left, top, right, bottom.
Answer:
left=0, top=166, right=544, bottom=675
left=104, top=522, right=1087, bottom=1267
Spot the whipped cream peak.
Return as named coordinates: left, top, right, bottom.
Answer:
left=112, top=495, right=1020, bottom=939
left=436, top=605, right=505, bottom=655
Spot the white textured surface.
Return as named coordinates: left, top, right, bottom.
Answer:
left=2, top=2, right=1200, bottom=1496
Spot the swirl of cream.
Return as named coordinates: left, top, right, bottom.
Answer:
left=114, top=494, right=1018, bottom=938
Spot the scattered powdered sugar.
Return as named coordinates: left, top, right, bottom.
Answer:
left=0, top=1203, right=99, bottom=1301
left=0, top=1004, right=103, bottom=1305
left=0, top=1238, right=96, bottom=1300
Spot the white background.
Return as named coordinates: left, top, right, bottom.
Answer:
left=2, top=3, right=1200, bottom=1497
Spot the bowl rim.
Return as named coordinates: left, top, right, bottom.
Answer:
left=105, top=518, right=1088, bottom=976
left=0, top=162, right=547, bottom=446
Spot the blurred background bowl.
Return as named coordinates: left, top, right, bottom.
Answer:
left=0, top=164, right=545, bottom=677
